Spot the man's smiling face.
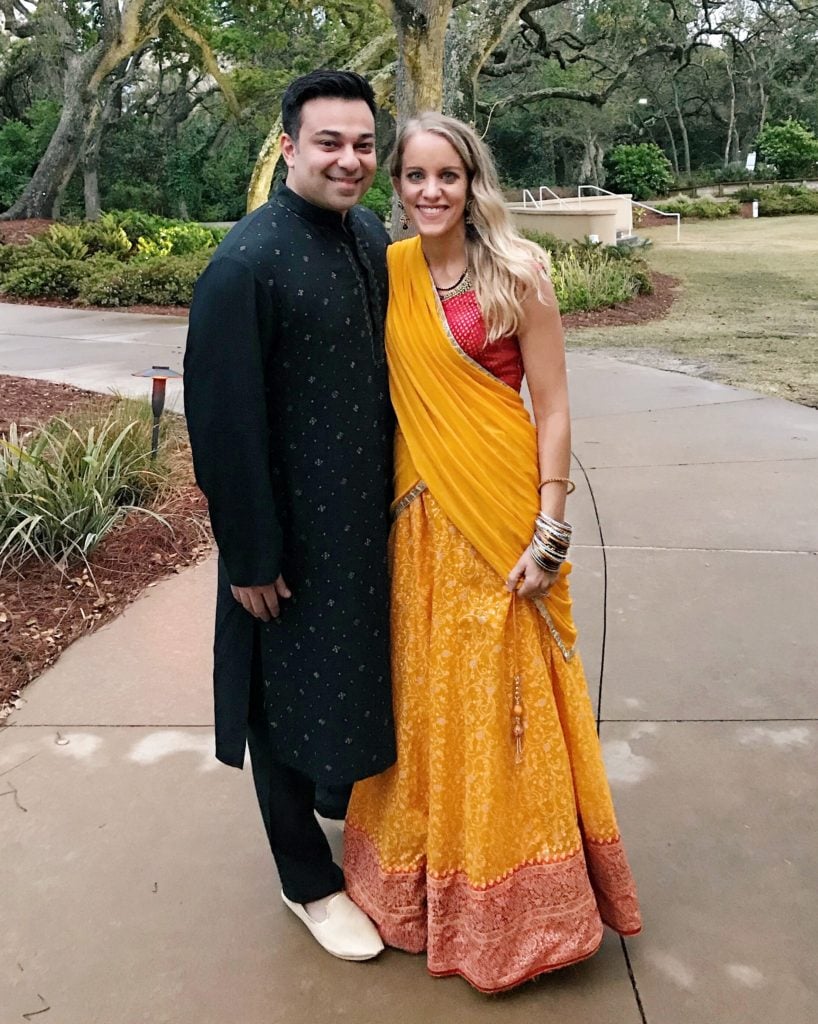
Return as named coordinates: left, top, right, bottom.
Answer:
left=281, top=97, right=377, bottom=214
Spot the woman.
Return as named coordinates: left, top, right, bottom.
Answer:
left=343, top=112, right=641, bottom=992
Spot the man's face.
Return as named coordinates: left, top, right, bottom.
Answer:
left=281, top=97, right=377, bottom=213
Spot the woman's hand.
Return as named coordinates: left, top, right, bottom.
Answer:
left=506, top=546, right=559, bottom=599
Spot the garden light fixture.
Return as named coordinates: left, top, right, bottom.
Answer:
left=132, top=366, right=183, bottom=459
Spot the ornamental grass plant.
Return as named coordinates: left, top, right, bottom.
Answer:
left=0, top=397, right=183, bottom=571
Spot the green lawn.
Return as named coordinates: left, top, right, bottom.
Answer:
left=565, top=216, right=818, bottom=408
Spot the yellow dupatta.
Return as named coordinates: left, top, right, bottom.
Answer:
left=386, top=236, right=578, bottom=659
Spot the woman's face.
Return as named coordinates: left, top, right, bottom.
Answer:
left=395, top=131, right=469, bottom=241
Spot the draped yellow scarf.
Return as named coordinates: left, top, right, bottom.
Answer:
left=386, top=236, right=577, bottom=657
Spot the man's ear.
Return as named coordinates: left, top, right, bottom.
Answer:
left=281, top=133, right=297, bottom=168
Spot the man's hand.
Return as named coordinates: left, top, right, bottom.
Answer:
left=231, top=575, right=292, bottom=621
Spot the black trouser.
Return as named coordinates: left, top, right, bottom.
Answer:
left=246, top=676, right=347, bottom=904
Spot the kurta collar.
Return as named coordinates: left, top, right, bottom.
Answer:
left=274, top=184, right=350, bottom=231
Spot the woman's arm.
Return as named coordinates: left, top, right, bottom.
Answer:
left=518, top=275, right=572, bottom=521
left=505, top=276, right=572, bottom=599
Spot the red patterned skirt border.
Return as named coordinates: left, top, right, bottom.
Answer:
left=344, top=823, right=641, bottom=993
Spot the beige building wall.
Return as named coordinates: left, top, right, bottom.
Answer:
left=509, top=192, right=636, bottom=245
left=508, top=207, right=620, bottom=246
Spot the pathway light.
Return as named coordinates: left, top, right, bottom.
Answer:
left=132, top=366, right=183, bottom=459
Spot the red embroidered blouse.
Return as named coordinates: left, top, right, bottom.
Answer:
left=440, top=288, right=524, bottom=393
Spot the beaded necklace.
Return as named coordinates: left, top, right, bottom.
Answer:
left=435, top=269, right=472, bottom=301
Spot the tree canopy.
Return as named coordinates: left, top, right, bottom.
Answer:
left=1, top=0, right=816, bottom=220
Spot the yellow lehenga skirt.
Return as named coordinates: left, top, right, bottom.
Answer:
left=344, top=489, right=641, bottom=993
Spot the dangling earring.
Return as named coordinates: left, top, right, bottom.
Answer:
left=397, top=198, right=409, bottom=231
left=465, top=199, right=474, bottom=226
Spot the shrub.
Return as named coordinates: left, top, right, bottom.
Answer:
left=733, top=184, right=818, bottom=215
left=522, top=231, right=650, bottom=312
left=1, top=255, right=92, bottom=300
left=0, top=101, right=60, bottom=210
left=360, top=169, right=393, bottom=222
left=522, top=230, right=652, bottom=270
left=760, top=186, right=818, bottom=216
left=40, top=224, right=89, bottom=261
left=80, top=216, right=132, bottom=257
left=756, top=120, right=818, bottom=179
left=0, top=222, right=212, bottom=306
left=78, top=252, right=208, bottom=306
left=520, top=229, right=573, bottom=259
left=605, top=143, right=674, bottom=200
left=106, top=210, right=225, bottom=250
left=103, top=209, right=170, bottom=245
left=135, top=223, right=219, bottom=258
left=654, top=197, right=739, bottom=219
left=0, top=416, right=165, bottom=569
left=550, top=250, right=642, bottom=314
left=713, top=161, right=778, bottom=184
left=104, top=181, right=165, bottom=215
left=0, top=242, right=25, bottom=275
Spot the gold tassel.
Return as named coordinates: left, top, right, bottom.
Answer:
left=511, top=594, right=524, bottom=763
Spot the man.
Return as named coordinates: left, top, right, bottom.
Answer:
left=184, top=70, right=394, bottom=961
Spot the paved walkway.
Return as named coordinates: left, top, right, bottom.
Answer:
left=1, top=305, right=817, bottom=1023
left=0, top=302, right=188, bottom=404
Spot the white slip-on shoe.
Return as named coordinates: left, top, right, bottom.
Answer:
left=281, top=891, right=385, bottom=961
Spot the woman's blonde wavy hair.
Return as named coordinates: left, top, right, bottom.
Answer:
left=389, top=111, right=548, bottom=343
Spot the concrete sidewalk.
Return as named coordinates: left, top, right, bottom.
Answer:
left=1, top=307, right=817, bottom=1023
left=0, top=302, right=187, bottom=404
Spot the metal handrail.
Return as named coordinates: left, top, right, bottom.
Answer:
left=538, top=185, right=565, bottom=206
left=522, top=186, right=566, bottom=208
left=578, top=184, right=681, bottom=242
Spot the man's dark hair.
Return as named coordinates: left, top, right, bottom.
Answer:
left=281, top=70, right=377, bottom=141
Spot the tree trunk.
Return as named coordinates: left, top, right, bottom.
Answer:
left=83, top=99, right=106, bottom=221
left=723, top=62, right=737, bottom=168
left=442, top=25, right=478, bottom=122
left=662, top=114, right=679, bottom=175
left=393, top=2, right=452, bottom=126
left=578, top=134, right=603, bottom=185
left=84, top=163, right=101, bottom=221
left=82, top=57, right=133, bottom=220
left=758, top=82, right=768, bottom=136
left=247, top=115, right=283, bottom=214
left=673, top=82, right=691, bottom=176
left=0, top=0, right=165, bottom=221
left=0, top=50, right=101, bottom=220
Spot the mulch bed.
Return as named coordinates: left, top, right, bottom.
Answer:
left=562, top=272, right=680, bottom=330
left=0, top=375, right=98, bottom=436
left=0, top=376, right=212, bottom=714
left=636, top=210, right=678, bottom=229
left=0, top=218, right=54, bottom=245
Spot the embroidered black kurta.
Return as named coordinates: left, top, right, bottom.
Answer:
left=184, top=185, right=395, bottom=781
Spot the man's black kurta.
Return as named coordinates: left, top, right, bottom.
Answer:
left=184, top=185, right=395, bottom=782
